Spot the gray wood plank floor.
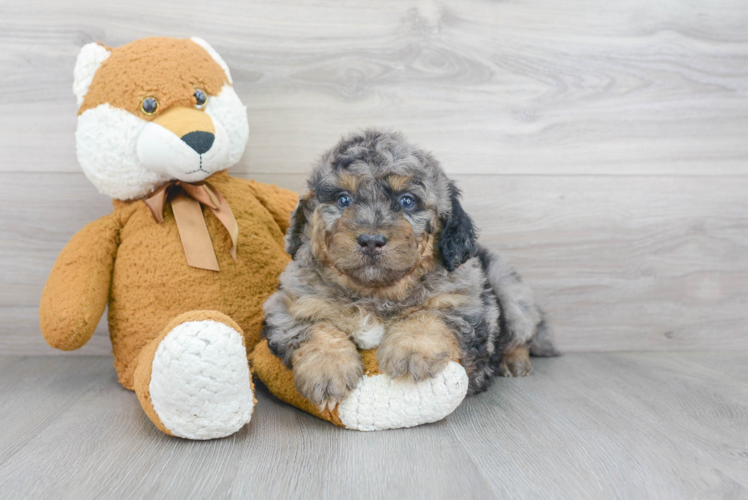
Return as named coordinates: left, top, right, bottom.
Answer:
left=1, top=352, right=746, bottom=499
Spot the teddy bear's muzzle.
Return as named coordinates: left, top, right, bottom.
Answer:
left=136, top=106, right=232, bottom=182
left=153, top=106, right=215, bottom=136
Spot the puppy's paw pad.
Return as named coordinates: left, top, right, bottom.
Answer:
left=498, top=347, right=533, bottom=377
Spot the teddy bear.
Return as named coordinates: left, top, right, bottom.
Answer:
left=40, top=36, right=469, bottom=439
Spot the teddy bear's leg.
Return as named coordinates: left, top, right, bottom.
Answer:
left=133, top=310, right=255, bottom=440
left=251, top=341, right=470, bottom=431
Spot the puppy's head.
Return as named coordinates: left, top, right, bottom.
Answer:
left=288, top=130, right=477, bottom=289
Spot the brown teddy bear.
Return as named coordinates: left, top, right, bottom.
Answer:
left=42, top=36, right=470, bottom=438
left=40, top=36, right=297, bottom=439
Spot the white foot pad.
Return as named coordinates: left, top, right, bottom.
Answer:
left=150, top=320, right=254, bottom=440
left=337, top=361, right=469, bottom=431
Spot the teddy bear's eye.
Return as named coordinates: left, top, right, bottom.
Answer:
left=141, top=97, right=159, bottom=115
left=194, top=89, right=208, bottom=109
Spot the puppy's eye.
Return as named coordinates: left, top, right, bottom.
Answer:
left=194, top=89, right=208, bottom=109
left=337, top=194, right=352, bottom=209
left=399, top=195, right=416, bottom=211
left=141, top=97, right=159, bottom=115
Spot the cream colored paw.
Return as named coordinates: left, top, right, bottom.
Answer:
left=291, top=326, right=364, bottom=411
left=337, top=361, right=468, bottom=431
left=149, top=320, right=254, bottom=439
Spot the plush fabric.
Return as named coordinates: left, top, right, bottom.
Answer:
left=41, top=169, right=297, bottom=387
left=73, top=43, right=110, bottom=106
left=78, top=37, right=228, bottom=117
left=40, top=214, right=121, bottom=350
left=134, top=310, right=256, bottom=440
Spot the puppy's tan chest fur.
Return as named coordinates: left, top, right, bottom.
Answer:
left=287, top=296, right=388, bottom=348
left=286, top=290, right=472, bottom=352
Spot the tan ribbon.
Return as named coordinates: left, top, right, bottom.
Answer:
left=143, top=181, right=239, bottom=271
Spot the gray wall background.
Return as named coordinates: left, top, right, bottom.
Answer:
left=2, top=0, right=747, bottom=355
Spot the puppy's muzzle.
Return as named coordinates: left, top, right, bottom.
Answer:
left=357, top=233, right=387, bottom=256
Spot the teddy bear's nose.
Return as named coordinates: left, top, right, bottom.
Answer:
left=181, top=131, right=215, bottom=155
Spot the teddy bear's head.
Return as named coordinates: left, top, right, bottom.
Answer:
left=73, top=37, right=249, bottom=200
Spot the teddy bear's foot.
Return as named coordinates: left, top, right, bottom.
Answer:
left=336, top=361, right=469, bottom=431
left=134, top=311, right=255, bottom=440
left=251, top=340, right=469, bottom=431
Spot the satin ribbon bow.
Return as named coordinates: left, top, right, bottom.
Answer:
left=143, top=181, right=238, bottom=271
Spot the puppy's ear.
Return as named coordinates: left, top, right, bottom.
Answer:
left=438, top=182, right=477, bottom=271
left=285, top=194, right=312, bottom=258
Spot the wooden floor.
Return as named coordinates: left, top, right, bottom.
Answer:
left=1, top=352, right=746, bottom=499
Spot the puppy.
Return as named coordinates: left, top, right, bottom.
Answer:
left=263, top=130, right=559, bottom=409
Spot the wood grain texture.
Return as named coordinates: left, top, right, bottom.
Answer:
left=3, top=172, right=746, bottom=354
left=1, top=0, right=748, bottom=175
left=0, top=353, right=746, bottom=499
left=1, top=0, right=748, bottom=354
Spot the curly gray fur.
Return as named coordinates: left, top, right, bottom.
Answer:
left=263, top=129, right=558, bottom=398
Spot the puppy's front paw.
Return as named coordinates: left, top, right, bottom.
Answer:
left=498, top=346, right=533, bottom=377
left=377, top=332, right=456, bottom=382
left=292, top=334, right=363, bottom=410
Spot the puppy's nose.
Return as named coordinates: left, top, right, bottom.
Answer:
left=357, top=234, right=387, bottom=255
left=181, top=131, right=215, bottom=155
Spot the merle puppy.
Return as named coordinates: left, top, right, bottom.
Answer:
left=263, top=130, right=558, bottom=409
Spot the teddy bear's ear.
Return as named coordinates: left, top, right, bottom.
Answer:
left=73, top=43, right=111, bottom=106
left=190, top=37, right=233, bottom=84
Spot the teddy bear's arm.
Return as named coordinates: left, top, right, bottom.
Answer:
left=39, top=213, right=122, bottom=350
left=244, top=180, right=299, bottom=234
